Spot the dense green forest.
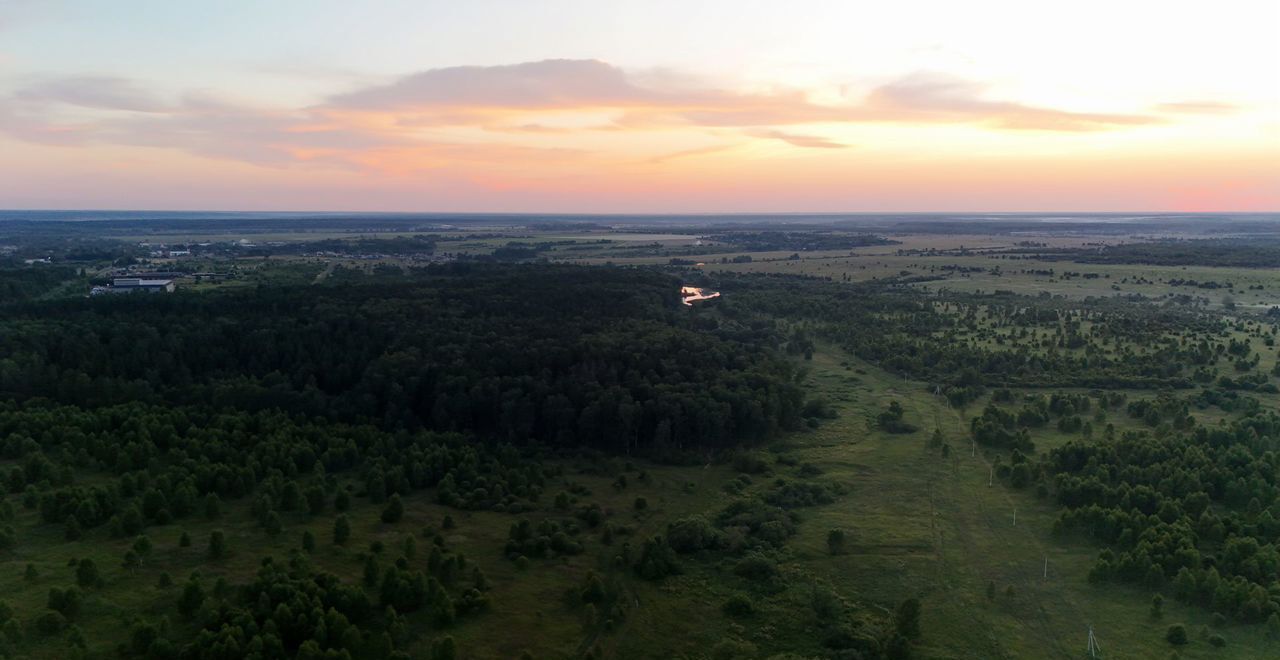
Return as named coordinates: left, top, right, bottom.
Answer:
left=0, top=265, right=803, bottom=457
left=0, top=264, right=869, bottom=659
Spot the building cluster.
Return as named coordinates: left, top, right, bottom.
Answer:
left=91, top=277, right=177, bottom=295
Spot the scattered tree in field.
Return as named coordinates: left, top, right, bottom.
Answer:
left=877, top=401, right=919, bottom=434
left=74, top=559, right=99, bottom=588
left=431, top=636, right=458, bottom=660
left=208, top=530, right=226, bottom=559
left=177, top=579, right=204, bottom=619
left=382, top=494, right=405, bottom=523
left=334, top=515, right=352, bottom=545
left=895, top=598, right=921, bottom=639
left=827, top=528, right=847, bottom=555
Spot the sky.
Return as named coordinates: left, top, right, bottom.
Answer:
left=0, top=0, right=1277, bottom=212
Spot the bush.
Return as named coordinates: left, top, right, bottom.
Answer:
left=711, top=639, right=757, bottom=660
left=1208, top=634, right=1225, bottom=648
left=75, top=559, right=100, bottom=588
left=1166, top=624, right=1188, bottom=645
left=722, top=593, right=755, bottom=617
left=895, top=598, right=921, bottom=639
left=381, top=494, right=405, bottom=523
left=208, top=530, right=226, bottom=559
left=827, top=528, right=846, bottom=555
left=666, top=516, right=719, bottom=553
left=633, top=536, right=681, bottom=581
left=333, top=515, right=351, bottom=545
left=35, top=610, right=66, bottom=636
left=733, top=553, right=778, bottom=581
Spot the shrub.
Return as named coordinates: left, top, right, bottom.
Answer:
left=722, top=593, right=755, bottom=617
left=733, top=553, right=778, bottom=581
left=666, top=516, right=719, bottom=553
left=382, top=494, right=405, bottom=523
left=333, top=515, right=351, bottom=545
left=208, top=530, right=226, bottom=559
left=1166, top=624, right=1188, bottom=645
left=35, top=611, right=66, bottom=636
left=827, top=528, right=846, bottom=555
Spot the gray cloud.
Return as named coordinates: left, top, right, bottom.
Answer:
left=863, top=74, right=1157, bottom=131
left=326, top=60, right=1159, bottom=133
left=15, top=76, right=169, bottom=112
left=329, top=59, right=656, bottom=110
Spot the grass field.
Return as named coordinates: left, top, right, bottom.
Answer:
left=784, top=346, right=1273, bottom=659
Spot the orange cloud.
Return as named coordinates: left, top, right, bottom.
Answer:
left=1155, top=101, right=1239, bottom=114
left=0, top=58, right=1216, bottom=179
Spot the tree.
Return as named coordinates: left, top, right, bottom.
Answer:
left=826, top=528, right=847, bottom=555
left=986, top=580, right=996, bottom=601
left=133, top=535, right=153, bottom=563
left=382, top=494, right=405, bottom=524
left=204, top=493, right=221, bottom=519
left=1165, top=624, right=1188, bottom=645
left=64, top=515, right=81, bottom=541
left=581, top=572, right=606, bottom=604
left=431, top=635, right=457, bottom=660
left=208, top=530, right=226, bottom=559
left=334, top=515, right=351, bottom=545
left=722, top=593, right=754, bottom=617
left=75, top=559, right=99, bottom=588
left=302, top=530, right=316, bottom=553
left=177, top=579, right=205, bottom=619
left=264, top=511, right=283, bottom=537
left=895, top=598, right=921, bottom=639
left=1151, top=594, right=1164, bottom=619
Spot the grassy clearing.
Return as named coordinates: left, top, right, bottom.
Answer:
left=782, top=345, right=1273, bottom=659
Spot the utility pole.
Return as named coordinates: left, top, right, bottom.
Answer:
left=988, top=465, right=993, bottom=487
left=1043, top=555, right=1048, bottom=580
left=1086, top=625, right=1101, bottom=658
left=1012, top=507, right=1017, bottom=526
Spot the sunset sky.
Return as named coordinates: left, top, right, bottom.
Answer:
left=0, top=0, right=1277, bottom=212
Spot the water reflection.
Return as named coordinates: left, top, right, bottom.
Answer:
left=681, top=286, right=721, bottom=306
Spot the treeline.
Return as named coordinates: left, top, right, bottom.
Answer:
left=705, top=231, right=895, bottom=252
left=1011, top=239, right=1280, bottom=268
left=0, top=264, right=803, bottom=456
left=0, top=267, right=83, bottom=302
